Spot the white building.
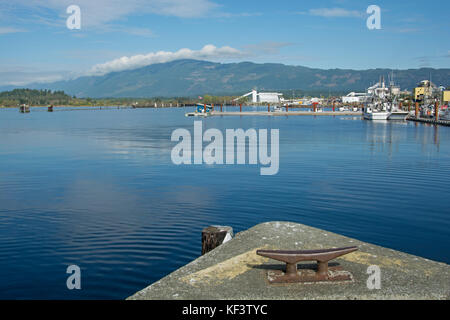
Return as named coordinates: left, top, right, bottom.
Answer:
left=234, top=90, right=283, bottom=104
left=342, top=92, right=367, bottom=103
left=257, top=92, right=283, bottom=103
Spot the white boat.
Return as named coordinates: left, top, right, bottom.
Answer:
left=364, top=107, right=390, bottom=120
left=364, top=102, right=390, bottom=120
left=441, top=107, right=450, bottom=120
left=388, top=103, right=409, bottom=120
left=388, top=111, right=409, bottom=120
left=362, top=74, right=411, bottom=121
left=273, top=106, right=283, bottom=112
left=420, top=105, right=434, bottom=118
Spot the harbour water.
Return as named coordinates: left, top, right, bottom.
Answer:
left=0, top=106, right=449, bottom=299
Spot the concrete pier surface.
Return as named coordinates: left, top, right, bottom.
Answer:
left=128, top=222, right=450, bottom=300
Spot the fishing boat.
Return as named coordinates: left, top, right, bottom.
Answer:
left=440, top=106, right=450, bottom=120
left=364, top=106, right=390, bottom=120
left=363, top=99, right=390, bottom=120
left=388, top=111, right=409, bottom=120
left=362, top=73, right=413, bottom=121
left=420, top=104, right=434, bottom=118
left=388, top=102, right=409, bottom=120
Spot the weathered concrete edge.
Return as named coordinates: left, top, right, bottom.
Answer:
left=127, top=221, right=450, bottom=300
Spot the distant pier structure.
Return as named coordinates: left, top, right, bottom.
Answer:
left=19, top=104, right=30, bottom=113
left=233, top=90, right=283, bottom=104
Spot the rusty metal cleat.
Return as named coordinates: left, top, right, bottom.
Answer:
left=256, top=246, right=358, bottom=284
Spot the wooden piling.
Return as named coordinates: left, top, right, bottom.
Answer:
left=202, top=226, right=233, bottom=255
left=220, top=104, right=223, bottom=112
left=240, top=104, right=242, bottom=112
left=435, top=101, right=439, bottom=121
left=415, top=102, right=419, bottom=119
left=268, top=104, right=270, bottom=112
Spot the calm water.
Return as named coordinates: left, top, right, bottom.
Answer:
left=0, top=106, right=449, bottom=299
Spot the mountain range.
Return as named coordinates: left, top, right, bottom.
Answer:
left=3, top=59, right=449, bottom=98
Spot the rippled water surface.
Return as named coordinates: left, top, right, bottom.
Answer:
left=0, top=106, right=449, bottom=299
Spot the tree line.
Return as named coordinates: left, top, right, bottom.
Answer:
left=2, top=88, right=422, bottom=108
left=0, top=89, right=242, bottom=107
left=0, top=89, right=72, bottom=106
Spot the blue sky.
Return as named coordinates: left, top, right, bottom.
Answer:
left=0, top=0, right=448, bottom=85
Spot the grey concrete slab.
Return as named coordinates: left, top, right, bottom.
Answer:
left=128, top=222, right=450, bottom=300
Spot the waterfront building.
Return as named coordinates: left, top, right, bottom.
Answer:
left=257, top=92, right=283, bottom=103
left=443, top=90, right=450, bottom=103
left=342, top=92, right=367, bottom=103
left=233, top=90, right=283, bottom=104
left=414, top=80, right=435, bottom=101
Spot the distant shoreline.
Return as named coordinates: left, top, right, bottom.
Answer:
left=0, top=105, right=191, bottom=109
left=0, top=105, right=127, bottom=108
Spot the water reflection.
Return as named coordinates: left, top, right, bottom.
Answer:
left=0, top=107, right=449, bottom=299
left=365, top=120, right=442, bottom=158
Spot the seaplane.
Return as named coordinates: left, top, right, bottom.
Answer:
left=195, top=103, right=213, bottom=117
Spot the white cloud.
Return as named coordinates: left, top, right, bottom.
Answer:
left=0, top=27, right=27, bottom=34
left=242, top=42, right=293, bottom=55
left=216, top=12, right=263, bottom=18
left=394, top=28, right=420, bottom=33
left=0, top=70, right=68, bottom=86
left=122, top=27, right=155, bottom=38
left=6, top=0, right=220, bottom=28
left=2, top=43, right=288, bottom=85
left=304, top=8, right=363, bottom=18
left=88, top=44, right=244, bottom=75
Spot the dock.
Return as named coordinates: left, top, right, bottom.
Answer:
left=186, top=111, right=363, bottom=117
left=128, top=222, right=450, bottom=300
left=19, top=105, right=30, bottom=113
left=407, top=116, right=450, bottom=127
